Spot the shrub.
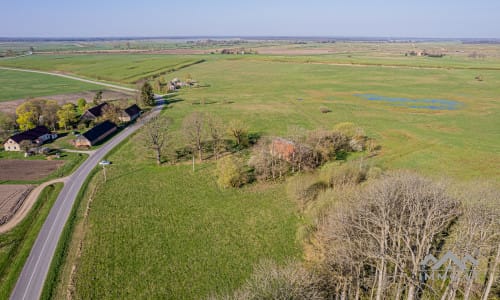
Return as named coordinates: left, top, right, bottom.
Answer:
left=216, top=155, right=248, bottom=188
left=287, top=174, right=327, bottom=209
left=319, top=106, right=331, bottom=113
left=249, top=139, right=290, bottom=181
left=366, top=166, right=383, bottom=180
left=213, top=260, right=325, bottom=300
left=320, top=161, right=367, bottom=188
left=333, top=122, right=365, bottom=138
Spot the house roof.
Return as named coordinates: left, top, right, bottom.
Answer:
left=84, top=103, right=108, bottom=118
left=8, top=126, right=51, bottom=143
left=81, top=120, right=117, bottom=143
left=123, top=104, right=141, bottom=118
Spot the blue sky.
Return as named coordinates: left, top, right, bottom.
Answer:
left=1, top=0, right=499, bottom=38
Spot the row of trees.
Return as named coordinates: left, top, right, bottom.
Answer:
left=141, top=112, right=248, bottom=166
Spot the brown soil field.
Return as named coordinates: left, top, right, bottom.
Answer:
left=0, top=159, right=64, bottom=181
left=0, top=90, right=132, bottom=114
left=0, top=184, right=33, bottom=224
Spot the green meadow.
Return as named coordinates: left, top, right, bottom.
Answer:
left=43, top=51, right=500, bottom=299
left=0, top=69, right=100, bottom=101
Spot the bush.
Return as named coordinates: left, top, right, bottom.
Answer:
left=366, top=166, right=383, bottom=180
left=249, top=139, right=290, bottom=181
left=216, top=155, right=248, bottom=188
left=319, top=106, right=331, bottom=113
left=333, top=122, right=365, bottom=138
left=287, top=174, right=327, bottom=209
left=320, top=161, right=367, bottom=188
left=213, top=260, right=325, bottom=300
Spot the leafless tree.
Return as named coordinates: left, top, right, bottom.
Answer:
left=142, top=116, right=172, bottom=165
left=206, top=113, right=226, bottom=160
left=228, top=119, right=248, bottom=147
left=182, top=112, right=205, bottom=161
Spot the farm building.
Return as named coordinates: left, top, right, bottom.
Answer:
left=3, top=126, right=57, bottom=152
left=119, top=104, right=142, bottom=123
left=80, top=102, right=109, bottom=122
left=74, top=120, right=117, bottom=147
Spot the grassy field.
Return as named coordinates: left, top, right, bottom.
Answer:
left=0, top=183, right=62, bottom=300
left=0, top=69, right=101, bottom=101
left=161, top=58, right=500, bottom=180
left=49, top=133, right=301, bottom=299
left=0, top=54, right=205, bottom=84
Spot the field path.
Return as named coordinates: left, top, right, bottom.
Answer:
left=0, top=66, right=136, bottom=93
left=0, top=177, right=69, bottom=234
left=10, top=98, right=165, bottom=300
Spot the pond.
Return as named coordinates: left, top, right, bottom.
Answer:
left=354, top=94, right=462, bottom=110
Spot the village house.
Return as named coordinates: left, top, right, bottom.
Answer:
left=119, top=104, right=142, bottom=123
left=3, top=126, right=57, bottom=152
left=73, top=120, right=117, bottom=148
left=80, top=102, right=109, bottom=123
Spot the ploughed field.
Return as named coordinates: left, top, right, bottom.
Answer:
left=0, top=185, right=33, bottom=224
left=0, top=160, right=64, bottom=181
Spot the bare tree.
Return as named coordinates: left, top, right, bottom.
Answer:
left=182, top=112, right=205, bottom=162
left=228, top=119, right=248, bottom=147
left=206, top=113, right=226, bottom=160
left=142, top=116, right=172, bottom=165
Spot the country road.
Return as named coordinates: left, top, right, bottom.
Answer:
left=9, top=87, right=165, bottom=299
left=0, top=66, right=136, bottom=93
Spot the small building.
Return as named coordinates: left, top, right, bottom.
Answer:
left=80, top=103, right=109, bottom=122
left=3, top=126, right=57, bottom=152
left=119, top=104, right=142, bottom=123
left=74, top=121, right=117, bottom=148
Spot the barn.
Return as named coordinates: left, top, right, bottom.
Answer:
left=74, top=121, right=117, bottom=147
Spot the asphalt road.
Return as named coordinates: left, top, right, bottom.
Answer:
left=10, top=101, right=164, bottom=300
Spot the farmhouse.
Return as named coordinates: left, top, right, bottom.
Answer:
left=74, top=120, right=117, bottom=147
left=80, top=102, right=109, bottom=122
left=3, top=126, right=57, bottom=152
left=119, top=104, right=142, bottom=123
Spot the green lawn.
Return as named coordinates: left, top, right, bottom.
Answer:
left=0, top=183, right=63, bottom=300
left=0, top=69, right=101, bottom=101
left=0, top=55, right=205, bottom=84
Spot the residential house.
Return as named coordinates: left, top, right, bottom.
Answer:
left=3, top=126, right=57, bottom=152
left=119, top=104, right=142, bottom=123
left=80, top=103, right=109, bottom=123
left=73, top=120, right=117, bottom=147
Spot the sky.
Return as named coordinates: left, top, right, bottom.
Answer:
left=1, top=0, right=499, bottom=38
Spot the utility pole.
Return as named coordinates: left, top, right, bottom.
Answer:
left=102, top=165, right=107, bottom=183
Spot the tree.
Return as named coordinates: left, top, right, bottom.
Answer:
left=142, top=116, right=172, bottom=165
left=206, top=113, right=225, bottom=160
left=182, top=112, right=205, bottom=162
left=216, top=155, right=248, bottom=188
left=19, top=140, right=33, bottom=153
left=228, top=119, right=248, bottom=147
left=77, top=98, right=87, bottom=113
left=93, top=90, right=103, bottom=105
left=16, top=100, right=42, bottom=130
left=102, top=103, right=121, bottom=124
left=140, top=82, right=155, bottom=106
left=0, top=112, right=16, bottom=141
left=41, top=100, right=60, bottom=130
left=57, top=103, right=78, bottom=130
